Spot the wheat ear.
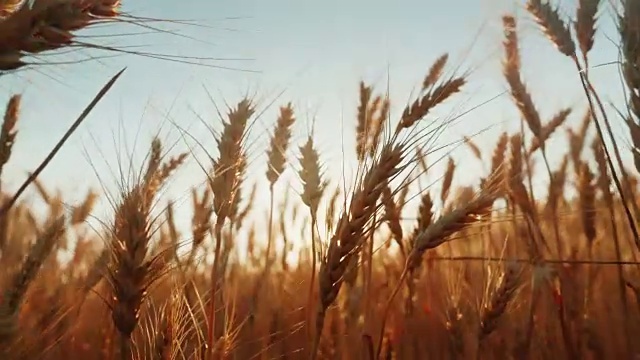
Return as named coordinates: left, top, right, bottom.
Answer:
left=313, top=144, right=405, bottom=359
left=109, top=138, right=183, bottom=360
left=207, top=99, right=253, bottom=353
left=0, top=95, right=18, bottom=189
left=0, top=0, right=122, bottom=71
left=478, top=263, right=521, bottom=344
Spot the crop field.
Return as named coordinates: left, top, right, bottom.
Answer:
left=0, top=0, right=639, bottom=359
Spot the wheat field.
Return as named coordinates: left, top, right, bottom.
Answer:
left=0, top=0, right=639, bottom=359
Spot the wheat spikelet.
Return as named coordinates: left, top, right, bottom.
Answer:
left=210, top=99, right=253, bottom=224
left=528, top=108, right=571, bottom=154
left=416, top=146, right=428, bottom=175
left=266, top=103, right=296, bottom=185
left=235, top=184, right=255, bottom=232
left=399, top=56, right=465, bottom=129
left=369, top=97, right=389, bottom=158
left=162, top=202, right=180, bottom=267
left=568, top=110, right=592, bottom=173
left=356, top=82, right=373, bottom=161
left=395, top=181, right=409, bottom=212
left=507, top=134, right=524, bottom=192
left=490, top=132, right=508, bottom=173
left=0, top=0, right=123, bottom=71
left=0, top=95, right=19, bottom=186
left=367, top=96, right=382, bottom=128
left=526, top=0, right=576, bottom=57
left=575, top=0, right=601, bottom=57
left=422, top=53, right=449, bottom=90
left=70, top=235, right=92, bottom=272
left=577, top=161, right=596, bottom=243
left=71, top=189, right=98, bottom=226
left=145, top=138, right=162, bottom=184
left=82, top=245, right=109, bottom=295
left=356, top=83, right=388, bottom=160
left=478, top=262, right=521, bottom=342
left=298, top=136, right=327, bottom=217
left=412, top=192, right=433, bottom=242
left=452, top=186, right=476, bottom=208
left=488, top=132, right=509, bottom=191
left=31, top=175, right=53, bottom=206
left=381, top=181, right=403, bottom=243
left=190, top=188, right=212, bottom=259
left=440, top=157, right=455, bottom=205
left=408, top=190, right=498, bottom=270
left=591, top=138, right=611, bottom=205
left=404, top=77, right=465, bottom=127
left=544, top=155, right=568, bottom=215
left=502, top=15, right=542, bottom=139
left=364, top=93, right=384, bottom=155
left=156, top=153, right=188, bottom=187
left=403, top=191, right=434, bottom=314
left=463, top=136, right=482, bottom=160
left=325, top=186, right=341, bottom=234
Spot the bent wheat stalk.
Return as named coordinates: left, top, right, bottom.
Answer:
left=0, top=68, right=125, bottom=216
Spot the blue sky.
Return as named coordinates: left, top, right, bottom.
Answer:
left=0, top=0, right=630, bottom=244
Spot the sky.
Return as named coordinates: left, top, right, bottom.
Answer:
left=0, top=0, right=631, bottom=253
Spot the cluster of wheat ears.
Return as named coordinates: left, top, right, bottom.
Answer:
left=0, top=0, right=640, bottom=359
